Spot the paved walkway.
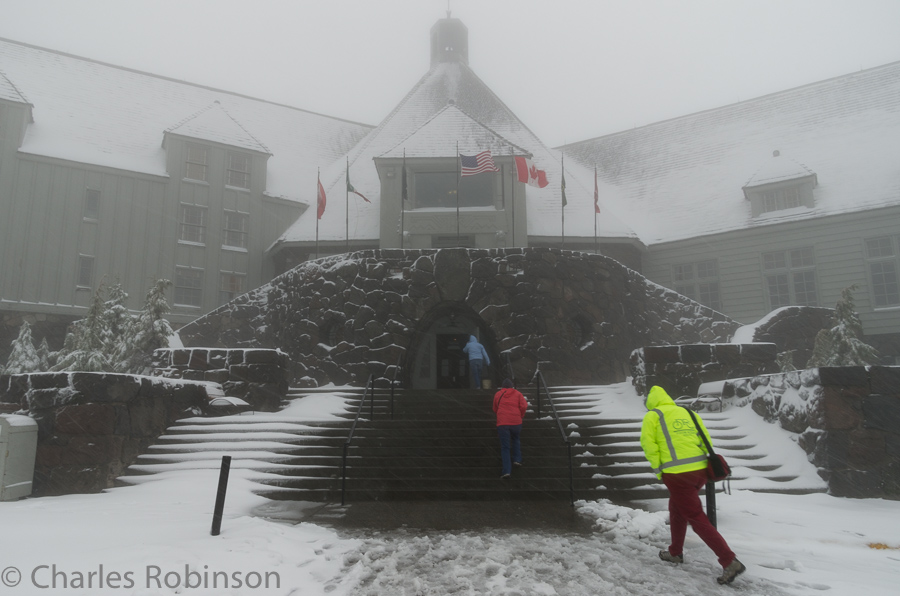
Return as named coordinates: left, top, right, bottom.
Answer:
left=254, top=499, right=597, bottom=534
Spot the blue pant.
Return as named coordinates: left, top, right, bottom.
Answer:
left=469, top=358, right=483, bottom=389
left=498, top=424, right=522, bottom=475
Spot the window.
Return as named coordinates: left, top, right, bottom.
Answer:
left=83, top=189, right=100, bottom=220
left=77, top=255, right=94, bottom=288
left=673, top=259, right=721, bottom=310
left=226, top=152, right=251, bottom=189
left=761, top=187, right=801, bottom=213
left=179, top=204, right=207, bottom=244
left=414, top=171, right=494, bottom=209
left=174, top=267, right=203, bottom=307
left=222, top=210, right=249, bottom=249
left=184, top=144, right=209, bottom=182
left=866, top=236, right=900, bottom=307
left=219, top=272, right=245, bottom=304
left=763, top=247, right=818, bottom=308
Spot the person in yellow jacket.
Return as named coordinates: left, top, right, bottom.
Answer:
left=640, top=385, right=746, bottom=585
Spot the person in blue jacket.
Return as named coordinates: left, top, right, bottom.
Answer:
left=462, top=335, right=490, bottom=389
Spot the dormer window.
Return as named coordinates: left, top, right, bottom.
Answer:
left=743, top=151, right=816, bottom=217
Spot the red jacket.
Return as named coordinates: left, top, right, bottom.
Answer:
left=493, top=387, right=528, bottom=426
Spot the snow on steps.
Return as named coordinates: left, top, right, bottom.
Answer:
left=119, top=385, right=826, bottom=502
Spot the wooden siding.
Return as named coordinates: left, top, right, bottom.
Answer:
left=643, top=205, right=900, bottom=337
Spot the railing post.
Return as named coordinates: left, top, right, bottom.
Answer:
left=210, top=455, right=231, bottom=536
left=706, top=481, right=717, bottom=528
left=369, top=376, right=374, bottom=420
left=341, top=442, right=348, bottom=506
left=567, top=442, right=575, bottom=506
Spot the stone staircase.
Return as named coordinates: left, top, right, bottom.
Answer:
left=120, top=384, right=825, bottom=502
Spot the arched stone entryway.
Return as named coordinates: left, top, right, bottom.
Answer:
left=405, top=302, right=497, bottom=390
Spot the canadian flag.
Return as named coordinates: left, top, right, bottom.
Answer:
left=514, top=156, right=549, bottom=188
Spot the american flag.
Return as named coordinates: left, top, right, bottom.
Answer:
left=459, top=150, right=500, bottom=176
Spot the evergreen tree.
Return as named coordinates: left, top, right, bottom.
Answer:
left=37, top=337, right=53, bottom=371
left=4, top=321, right=42, bottom=374
left=776, top=350, right=797, bottom=373
left=120, top=279, right=173, bottom=374
left=103, top=280, right=134, bottom=371
left=52, top=285, right=113, bottom=372
left=807, top=285, right=879, bottom=367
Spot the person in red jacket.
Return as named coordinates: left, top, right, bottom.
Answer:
left=493, top=378, right=528, bottom=479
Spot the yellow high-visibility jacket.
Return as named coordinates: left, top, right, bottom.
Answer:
left=640, top=386, right=712, bottom=479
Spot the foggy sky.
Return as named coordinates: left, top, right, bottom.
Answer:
left=1, top=0, right=899, bottom=147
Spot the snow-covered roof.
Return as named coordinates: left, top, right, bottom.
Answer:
left=0, top=68, right=30, bottom=105
left=0, top=37, right=372, bottom=201
left=562, top=61, right=900, bottom=245
left=274, top=59, right=639, bottom=246
left=743, top=151, right=816, bottom=189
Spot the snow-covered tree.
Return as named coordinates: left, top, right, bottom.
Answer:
left=37, top=337, right=53, bottom=371
left=776, top=350, right=797, bottom=373
left=807, top=285, right=879, bottom=367
left=119, top=279, right=173, bottom=374
left=4, top=321, right=43, bottom=374
left=52, top=285, right=113, bottom=372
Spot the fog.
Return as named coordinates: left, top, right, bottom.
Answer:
left=1, top=0, right=899, bottom=146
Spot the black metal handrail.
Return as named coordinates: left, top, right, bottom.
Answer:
left=533, top=370, right=575, bottom=506
left=389, top=355, right=401, bottom=420
left=340, top=373, right=375, bottom=506
left=505, top=352, right=515, bottom=386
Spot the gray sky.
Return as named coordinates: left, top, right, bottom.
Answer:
left=1, top=0, right=899, bottom=147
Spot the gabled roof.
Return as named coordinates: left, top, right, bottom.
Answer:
left=0, top=37, right=372, bottom=199
left=743, top=151, right=816, bottom=189
left=378, top=104, right=528, bottom=158
left=0, top=69, right=30, bottom=105
left=165, top=101, right=271, bottom=155
left=275, top=59, right=638, bottom=246
left=561, top=60, right=900, bottom=245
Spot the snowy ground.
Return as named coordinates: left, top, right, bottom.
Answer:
left=1, top=384, right=899, bottom=595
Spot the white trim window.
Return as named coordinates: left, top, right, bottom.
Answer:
left=174, top=267, right=203, bottom=307
left=865, top=236, right=900, bottom=307
left=219, top=272, right=246, bottom=304
left=184, top=143, right=209, bottom=182
left=763, top=247, right=818, bottom=309
left=222, top=210, right=249, bottom=249
left=226, top=152, right=251, bottom=189
left=83, top=189, right=100, bottom=220
left=673, top=259, right=721, bottom=310
left=179, top=204, right=207, bottom=244
left=77, top=255, right=94, bottom=288
left=761, top=186, right=801, bottom=213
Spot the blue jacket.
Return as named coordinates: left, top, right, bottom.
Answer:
left=462, top=335, right=490, bottom=364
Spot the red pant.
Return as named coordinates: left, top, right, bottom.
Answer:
left=663, top=469, right=735, bottom=568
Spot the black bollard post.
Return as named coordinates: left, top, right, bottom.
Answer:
left=706, top=481, right=717, bottom=528
left=210, top=455, right=232, bottom=536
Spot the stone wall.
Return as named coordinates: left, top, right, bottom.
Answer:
left=630, top=343, right=779, bottom=397
left=177, top=248, right=739, bottom=387
left=742, top=306, right=834, bottom=368
left=0, top=373, right=211, bottom=496
left=150, top=348, right=289, bottom=411
left=724, top=366, right=900, bottom=498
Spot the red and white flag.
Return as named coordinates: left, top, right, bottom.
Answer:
left=317, top=177, right=327, bottom=219
left=460, top=150, right=500, bottom=176
left=594, top=166, right=601, bottom=214
left=514, top=156, right=549, bottom=188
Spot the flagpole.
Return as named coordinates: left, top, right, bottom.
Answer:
left=315, top=167, right=320, bottom=259
left=400, top=149, right=406, bottom=249
left=345, top=157, right=350, bottom=254
left=594, top=166, right=598, bottom=254
left=511, top=154, right=516, bottom=247
left=561, top=153, right=566, bottom=249
left=456, top=141, right=460, bottom=247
